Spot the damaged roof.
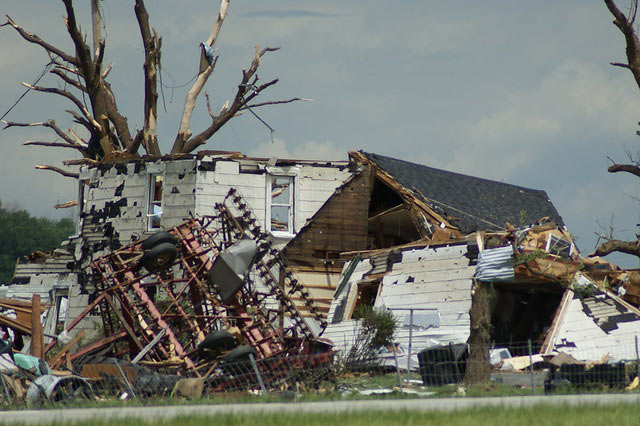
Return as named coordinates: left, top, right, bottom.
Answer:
left=359, top=151, right=564, bottom=234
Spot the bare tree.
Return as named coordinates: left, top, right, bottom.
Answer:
left=1, top=0, right=303, bottom=176
left=591, top=0, right=640, bottom=258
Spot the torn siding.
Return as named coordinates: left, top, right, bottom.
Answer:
left=322, top=243, right=474, bottom=358
left=552, top=291, right=640, bottom=361
left=195, top=156, right=352, bottom=249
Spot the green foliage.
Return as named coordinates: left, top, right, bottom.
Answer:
left=513, top=249, right=547, bottom=266
left=0, top=200, right=74, bottom=284
left=518, top=210, right=527, bottom=227
left=343, top=306, right=397, bottom=366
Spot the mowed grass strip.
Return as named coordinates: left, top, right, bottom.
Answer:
left=35, top=403, right=640, bottom=426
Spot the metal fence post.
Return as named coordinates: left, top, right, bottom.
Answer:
left=407, top=308, right=414, bottom=378
left=635, top=336, right=639, bottom=379
left=391, top=342, right=403, bottom=391
left=528, top=339, right=535, bottom=396
left=114, top=360, right=136, bottom=398
left=248, top=353, right=267, bottom=393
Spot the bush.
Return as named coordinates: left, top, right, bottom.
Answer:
left=343, top=306, right=397, bottom=367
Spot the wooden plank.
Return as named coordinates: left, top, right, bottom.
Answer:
left=31, top=295, right=43, bottom=359
left=48, top=330, right=86, bottom=368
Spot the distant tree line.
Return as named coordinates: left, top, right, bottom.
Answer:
left=0, top=201, right=74, bottom=284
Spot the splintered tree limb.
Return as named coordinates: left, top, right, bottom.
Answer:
left=608, top=163, right=640, bottom=178
left=2, top=119, right=81, bottom=148
left=35, top=165, right=79, bottom=179
left=51, top=68, right=87, bottom=92
left=64, top=158, right=99, bottom=166
left=179, top=47, right=285, bottom=154
left=66, top=109, right=94, bottom=133
left=24, top=140, right=88, bottom=156
left=245, top=97, right=311, bottom=109
left=61, top=0, right=133, bottom=154
left=22, top=83, right=101, bottom=130
left=62, top=0, right=97, bottom=86
left=68, top=129, right=86, bottom=146
left=171, top=0, right=229, bottom=154
left=604, top=0, right=640, bottom=89
left=133, top=0, right=161, bottom=156
left=591, top=238, right=640, bottom=257
left=3, top=16, right=78, bottom=65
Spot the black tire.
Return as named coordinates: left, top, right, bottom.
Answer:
left=221, top=345, right=257, bottom=363
left=199, top=330, right=236, bottom=351
left=141, top=231, right=178, bottom=251
left=141, top=242, right=178, bottom=272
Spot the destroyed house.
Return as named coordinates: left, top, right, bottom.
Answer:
left=282, top=150, right=565, bottom=318
left=284, top=151, right=640, bottom=366
left=8, top=152, right=353, bottom=339
left=11, top=148, right=638, bottom=370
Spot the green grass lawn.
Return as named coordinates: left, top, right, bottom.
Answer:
left=29, top=404, right=640, bottom=426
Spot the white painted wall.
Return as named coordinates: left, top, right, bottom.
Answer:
left=553, top=294, right=640, bottom=361
left=323, top=244, right=474, bottom=362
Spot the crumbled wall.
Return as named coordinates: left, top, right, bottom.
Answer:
left=323, top=243, right=474, bottom=360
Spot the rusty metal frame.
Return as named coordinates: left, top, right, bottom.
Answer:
left=58, top=189, right=331, bottom=377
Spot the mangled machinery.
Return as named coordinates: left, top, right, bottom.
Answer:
left=46, top=189, right=332, bottom=392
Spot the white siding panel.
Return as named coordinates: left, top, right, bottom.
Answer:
left=323, top=244, right=473, bottom=358
left=553, top=297, right=640, bottom=361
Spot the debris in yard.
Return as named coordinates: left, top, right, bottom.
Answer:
left=42, top=189, right=333, bottom=396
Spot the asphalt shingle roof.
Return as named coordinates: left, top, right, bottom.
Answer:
left=361, top=151, right=564, bottom=234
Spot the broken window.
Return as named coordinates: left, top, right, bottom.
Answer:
left=546, top=233, right=573, bottom=258
left=350, top=280, right=381, bottom=319
left=267, top=175, right=294, bottom=234
left=147, top=173, right=163, bottom=231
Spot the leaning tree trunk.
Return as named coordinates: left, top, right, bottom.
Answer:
left=465, top=279, right=491, bottom=384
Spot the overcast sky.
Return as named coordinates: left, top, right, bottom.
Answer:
left=2, top=1, right=640, bottom=266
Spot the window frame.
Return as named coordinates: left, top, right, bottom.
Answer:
left=146, top=172, right=164, bottom=232
left=266, top=173, right=296, bottom=237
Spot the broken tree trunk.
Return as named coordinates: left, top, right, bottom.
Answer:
left=464, top=279, right=491, bottom=384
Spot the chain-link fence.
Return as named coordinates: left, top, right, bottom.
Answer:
left=2, top=339, right=640, bottom=407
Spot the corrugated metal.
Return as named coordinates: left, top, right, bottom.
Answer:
left=474, top=246, right=515, bottom=282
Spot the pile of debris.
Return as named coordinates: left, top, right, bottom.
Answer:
left=1, top=189, right=334, bottom=403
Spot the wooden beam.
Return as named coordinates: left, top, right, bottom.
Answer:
left=30, top=294, right=43, bottom=359
left=47, top=330, right=86, bottom=368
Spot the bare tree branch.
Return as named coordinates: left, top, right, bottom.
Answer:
left=23, top=82, right=101, bottom=130
left=179, top=47, right=287, bottom=154
left=133, top=0, right=161, bottom=156
left=68, top=129, right=87, bottom=146
left=3, top=119, right=82, bottom=148
left=608, top=162, right=640, bottom=178
left=591, top=238, right=640, bottom=257
left=605, top=0, right=640, bottom=89
left=35, top=164, right=79, bottom=179
left=172, top=0, right=229, bottom=154
left=24, top=140, right=86, bottom=152
left=245, top=97, right=311, bottom=109
left=3, top=15, right=78, bottom=65
left=102, top=62, right=114, bottom=79
left=51, top=68, right=87, bottom=92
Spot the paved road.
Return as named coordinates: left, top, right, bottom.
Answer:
left=3, top=394, right=640, bottom=424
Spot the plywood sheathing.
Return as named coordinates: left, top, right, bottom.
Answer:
left=282, top=166, right=373, bottom=317
left=284, top=166, right=372, bottom=265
